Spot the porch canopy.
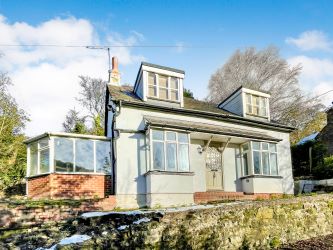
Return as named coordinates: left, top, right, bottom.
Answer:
left=144, top=116, right=281, bottom=144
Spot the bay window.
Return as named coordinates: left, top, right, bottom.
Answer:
left=151, top=130, right=190, bottom=172
left=242, top=141, right=278, bottom=176
left=246, top=94, right=268, bottom=117
left=147, top=72, right=180, bottom=102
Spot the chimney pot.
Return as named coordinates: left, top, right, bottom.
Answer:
left=110, top=56, right=120, bottom=86
left=112, top=57, right=119, bottom=72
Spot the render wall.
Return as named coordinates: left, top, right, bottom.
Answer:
left=115, top=106, right=294, bottom=200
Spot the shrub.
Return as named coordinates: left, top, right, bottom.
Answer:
left=312, top=156, right=333, bottom=179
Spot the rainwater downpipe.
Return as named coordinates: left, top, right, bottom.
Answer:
left=109, top=100, right=122, bottom=195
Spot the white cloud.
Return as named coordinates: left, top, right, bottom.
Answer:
left=286, top=30, right=332, bottom=51
left=288, top=55, right=333, bottom=106
left=0, top=14, right=144, bottom=136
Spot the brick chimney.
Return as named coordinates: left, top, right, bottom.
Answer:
left=109, top=56, right=121, bottom=86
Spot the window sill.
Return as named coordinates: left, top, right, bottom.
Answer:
left=240, top=174, right=283, bottom=179
left=27, top=172, right=111, bottom=178
left=144, top=170, right=194, bottom=176
left=26, top=173, right=51, bottom=179
left=147, top=97, right=181, bottom=104
left=245, top=113, right=269, bottom=119
left=53, top=171, right=111, bottom=176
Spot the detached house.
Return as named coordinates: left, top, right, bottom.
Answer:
left=25, top=58, right=295, bottom=208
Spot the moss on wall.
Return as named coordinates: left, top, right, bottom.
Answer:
left=2, top=195, right=333, bottom=249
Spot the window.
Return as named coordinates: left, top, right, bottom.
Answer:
left=54, top=138, right=74, bottom=172
left=96, top=141, right=111, bottom=174
left=147, top=72, right=180, bottom=101
left=75, top=139, right=94, bottom=172
left=241, top=141, right=278, bottom=176
left=151, top=130, right=190, bottom=171
left=241, top=143, right=249, bottom=176
left=29, top=143, right=38, bottom=176
left=39, top=139, right=50, bottom=174
left=27, top=137, right=111, bottom=177
left=54, top=137, right=111, bottom=174
left=28, top=139, right=50, bottom=176
left=246, top=93, right=268, bottom=117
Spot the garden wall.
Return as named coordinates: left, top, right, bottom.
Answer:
left=80, top=194, right=333, bottom=249
left=2, top=195, right=333, bottom=249
left=0, top=197, right=116, bottom=229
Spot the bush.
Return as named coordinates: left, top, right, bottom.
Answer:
left=291, top=141, right=327, bottom=178
left=313, top=156, right=333, bottom=180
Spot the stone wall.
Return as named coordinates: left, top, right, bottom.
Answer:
left=27, top=173, right=112, bottom=199
left=80, top=195, right=333, bottom=249
left=2, top=195, right=333, bottom=249
left=0, top=196, right=116, bottom=229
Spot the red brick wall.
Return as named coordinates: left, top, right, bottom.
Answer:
left=28, top=175, right=51, bottom=199
left=194, top=191, right=245, bottom=204
left=194, top=191, right=283, bottom=204
left=28, top=174, right=112, bottom=199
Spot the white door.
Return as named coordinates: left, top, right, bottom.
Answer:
left=206, top=146, right=223, bottom=190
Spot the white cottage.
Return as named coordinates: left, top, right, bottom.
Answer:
left=105, top=59, right=294, bottom=208
left=25, top=58, right=294, bottom=209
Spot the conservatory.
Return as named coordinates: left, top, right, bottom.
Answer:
left=25, top=132, right=112, bottom=199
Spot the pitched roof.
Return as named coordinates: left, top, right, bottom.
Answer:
left=108, top=85, right=233, bottom=115
left=141, top=62, right=185, bottom=74
left=107, top=85, right=294, bottom=132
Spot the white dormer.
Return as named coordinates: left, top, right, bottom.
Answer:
left=133, top=62, right=185, bottom=107
left=218, top=87, right=271, bottom=121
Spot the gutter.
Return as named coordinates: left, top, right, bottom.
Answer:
left=118, top=100, right=295, bottom=133
left=24, top=132, right=110, bottom=144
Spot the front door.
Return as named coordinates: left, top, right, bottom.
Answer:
left=206, top=145, right=223, bottom=190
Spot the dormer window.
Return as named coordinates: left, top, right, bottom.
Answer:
left=217, top=86, right=271, bottom=121
left=133, top=62, right=185, bottom=107
left=148, top=72, right=179, bottom=101
left=246, top=94, right=268, bottom=117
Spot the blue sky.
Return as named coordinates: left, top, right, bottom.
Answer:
left=0, top=0, right=332, bottom=135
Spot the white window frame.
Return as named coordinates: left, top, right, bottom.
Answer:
left=246, top=94, right=268, bottom=117
left=27, top=138, right=51, bottom=177
left=150, top=129, right=190, bottom=172
left=28, top=136, right=112, bottom=176
left=147, top=72, right=180, bottom=102
left=240, top=141, right=279, bottom=177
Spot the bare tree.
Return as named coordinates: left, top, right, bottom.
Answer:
left=63, top=76, right=107, bottom=135
left=76, top=76, right=106, bottom=122
left=207, top=46, right=323, bottom=128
